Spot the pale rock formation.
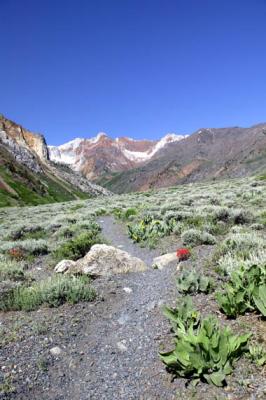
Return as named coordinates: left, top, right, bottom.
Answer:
left=54, top=244, right=147, bottom=277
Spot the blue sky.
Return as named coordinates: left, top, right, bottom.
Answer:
left=0, top=0, right=266, bottom=145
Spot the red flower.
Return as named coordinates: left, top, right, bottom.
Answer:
left=176, top=248, right=190, bottom=261
left=8, top=247, right=25, bottom=261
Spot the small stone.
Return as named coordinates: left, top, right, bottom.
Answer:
left=117, top=342, right=127, bottom=352
left=50, top=346, right=62, bottom=356
left=123, top=287, right=132, bottom=293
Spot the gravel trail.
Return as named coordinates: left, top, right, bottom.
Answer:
left=2, top=217, right=258, bottom=400
left=57, top=216, right=179, bottom=399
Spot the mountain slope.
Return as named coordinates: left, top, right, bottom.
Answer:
left=48, top=133, right=186, bottom=180
left=97, top=124, right=266, bottom=193
left=0, top=115, right=111, bottom=206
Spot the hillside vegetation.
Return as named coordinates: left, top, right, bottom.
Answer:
left=0, top=146, right=89, bottom=207
left=0, top=174, right=265, bottom=398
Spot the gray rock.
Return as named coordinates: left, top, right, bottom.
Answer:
left=116, top=342, right=128, bottom=352
left=65, top=244, right=147, bottom=277
left=50, top=346, right=62, bottom=356
left=152, top=252, right=177, bottom=270
left=54, top=259, right=76, bottom=273
left=123, top=287, right=133, bottom=293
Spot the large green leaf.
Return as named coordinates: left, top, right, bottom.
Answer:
left=206, top=371, right=226, bottom=387
left=159, top=350, right=178, bottom=367
left=253, top=285, right=266, bottom=316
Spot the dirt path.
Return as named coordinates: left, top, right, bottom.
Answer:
left=98, top=216, right=159, bottom=265
left=50, top=216, right=179, bottom=399
left=2, top=218, right=264, bottom=400
left=1, top=217, right=181, bottom=400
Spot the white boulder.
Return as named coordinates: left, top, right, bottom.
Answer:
left=54, top=244, right=147, bottom=277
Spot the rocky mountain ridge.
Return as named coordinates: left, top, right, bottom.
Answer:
left=99, top=124, right=266, bottom=193
left=1, top=114, right=266, bottom=200
left=0, top=115, right=111, bottom=206
left=48, top=132, right=186, bottom=180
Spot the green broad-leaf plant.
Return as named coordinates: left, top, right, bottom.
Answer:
left=216, top=263, right=266, bottom=318
left=160, top=298, right=250, bottom=387
left=176, top=270, right=214, bottom=295
left=163, top=296, right=200, bottom=332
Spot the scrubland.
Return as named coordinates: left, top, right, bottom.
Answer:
left=0, top=175, right=265, bottom=398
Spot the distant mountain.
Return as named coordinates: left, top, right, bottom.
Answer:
left=95, top=124, right=266, bottom=193
left=48, top=133, right=186, bottom=180
left=2, top=114, right=266, bottom=202
left=0, top=115, right=111, bottom=206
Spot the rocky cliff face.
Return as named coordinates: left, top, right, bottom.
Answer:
left=0, top=115, right=48, bottom=161
left=0, top=115, right=112, bottom=202
left=48, top=133, right=186, bottom=180
left=0, top=127, right=43, bottom=174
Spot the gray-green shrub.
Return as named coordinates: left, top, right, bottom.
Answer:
left=0, top=275, right=96, bottom=311
left=181, top=229, right=216, bottom=247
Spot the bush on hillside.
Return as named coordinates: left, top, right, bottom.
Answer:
left=53, top=231, right=103, bottom=262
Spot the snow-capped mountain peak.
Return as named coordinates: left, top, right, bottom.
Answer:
left=48, top=132, right=187, bottom=179
left=58, top=138, right=84, bottom=150
left=152, top=133, right=186, bottom=154
left=163, top=133, right=187, bottom=142
left=90, top=132, right=109, bottom=143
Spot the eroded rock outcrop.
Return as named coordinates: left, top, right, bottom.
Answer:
left=0, top=114, right=48, bottom=161
left=0, top=114, right=46, bottom=173
left=0, top=114, right=112, bottom=198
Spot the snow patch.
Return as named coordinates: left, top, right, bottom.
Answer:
left=121, top=134, right=186, bottom=162
left=58, top=138, right=84, bottom=151
left=122, top=148, right=151, bottom=161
